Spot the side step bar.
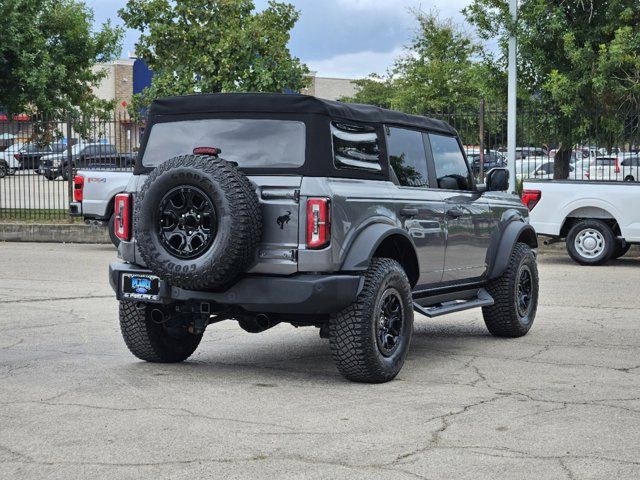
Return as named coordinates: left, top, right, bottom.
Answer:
left=413, top=288, right=494, bottom=318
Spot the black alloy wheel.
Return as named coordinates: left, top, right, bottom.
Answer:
left=376, top=288, right=404, bottom=357
left=515, top=264, right=533, bottom=321
left=158, top=186, right=216, bottom=259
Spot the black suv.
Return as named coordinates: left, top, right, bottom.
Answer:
left=109, top=93, right=539, bottom=383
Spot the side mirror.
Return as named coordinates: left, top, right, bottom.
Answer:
left=485, top=167, right=509, bottom=191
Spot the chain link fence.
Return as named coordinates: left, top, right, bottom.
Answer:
left=1, top=105, right=638, bottom=221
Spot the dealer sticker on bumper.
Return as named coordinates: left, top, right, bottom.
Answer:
left=121, top=273, right=161, bottom=301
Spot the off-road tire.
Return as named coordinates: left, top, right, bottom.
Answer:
left=108, top=213, right=120, bottom=248
left=483, top=242, right=538, bottom=338
left=119, top=301, right=202, bottom=363
left=329, top=258, right=414, bottom=383
left=566, top=219, right=615, bottom=265
left=135, top=154, right=261, bottom=290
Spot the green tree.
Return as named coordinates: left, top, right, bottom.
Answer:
left=464, top=0, right=640, bottom=178
left=345, top=11, right=493, bottom=113
left=120, top=0, right=309, bottom=110
left=0, top=0, right=123, bottom=119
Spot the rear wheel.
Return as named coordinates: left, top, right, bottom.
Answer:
left=0, top=162, right=7, bottom=178
left=566, top=219, right=615, bottom=265
left=483, top=242, right=538, bottom=337
left=328, top=258, right=414, bottom=383
left=119, top=301, right=202, bottom=363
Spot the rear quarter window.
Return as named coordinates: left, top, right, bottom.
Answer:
left=331, top=122, right=381, bottom=172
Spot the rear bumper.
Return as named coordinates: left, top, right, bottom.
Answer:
left=69, top=202, right=82, bottom=217
left=109, top=262, right=363, bottom=315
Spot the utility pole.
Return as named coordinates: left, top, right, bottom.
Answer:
left=507, top=0, right=518, bottom=193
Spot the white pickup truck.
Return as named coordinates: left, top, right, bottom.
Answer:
left=522, top=180, right=640, bottom=265
left=69, top=170, right=133, bottom=247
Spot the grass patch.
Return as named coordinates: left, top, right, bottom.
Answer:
left=0, top=209, right=81, bottom=223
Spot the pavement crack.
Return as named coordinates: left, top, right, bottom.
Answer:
left=0, top=400, right=304, bottom=432
left=0, top=295, right=113, bottom=305
left=0, top=338, right=24, bottom=349
left=392, top=395, right=504, bottom=463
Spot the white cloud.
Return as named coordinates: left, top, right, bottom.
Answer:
left=307, top=47, right=404, bottom=79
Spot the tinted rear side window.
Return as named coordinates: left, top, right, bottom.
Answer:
left=386, top=127, right=429, bottom=187
left=331, top=122, right=381, bottom=172
left=595, top=158, right=616, bottom=166
left=429, top=133, right=471, bottom=190
left=142, top=119, right=306, bottom=168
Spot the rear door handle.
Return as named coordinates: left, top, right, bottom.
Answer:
left=400, top=208, right=419, bottom=217
left=446, top=207, right=464, bottom=218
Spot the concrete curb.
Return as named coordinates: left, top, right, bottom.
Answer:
left=0, top=223, right=110, bottom=244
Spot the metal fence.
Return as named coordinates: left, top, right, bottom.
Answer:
left=427, top=103, right=640, bottom=184
left=1, top=105, right=639, bottom=222
left=0, top=113, right=142, bottom=221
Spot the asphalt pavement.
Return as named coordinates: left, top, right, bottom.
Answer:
left=1, top=242, right=639, bottom=479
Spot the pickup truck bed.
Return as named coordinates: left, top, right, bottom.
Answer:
left=69, top=170, right=133, bottom=246
left=523, top=179, right=640, bottom=264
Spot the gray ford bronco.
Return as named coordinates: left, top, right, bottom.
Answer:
left=109, top=93, right=539, bottom=383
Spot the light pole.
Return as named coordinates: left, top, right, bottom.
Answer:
left=507, top=0, right=518, bottom=193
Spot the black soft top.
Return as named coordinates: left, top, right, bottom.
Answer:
left=147, top=93, right=456, bottom=135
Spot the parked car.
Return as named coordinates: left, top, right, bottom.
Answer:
left=109, top=93, right=539, bottom=383
left=529, top=160, right=575, bottom=180
left=515, top=157, right=545, bottom=180
left=0, top=142, right=24, bottom=177
left=571, top=158, right=592, bottom=180
left=586, top=157, right=621, bottom=181
left=523, top=179, right=639, bottom=265
left=69, top=170, right=133, bottom=247
left=15, top=142, right=67, bottom=170
left=589, top=153, right=640, bottom=182
left=469, top=150, right=506, bottom=174
left=40, top=143, right=134, bottom=180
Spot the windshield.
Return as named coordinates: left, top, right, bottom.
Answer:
left=142, top=119, right=306, bottom=169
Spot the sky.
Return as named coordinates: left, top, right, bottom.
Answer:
left=91, top=0, right=473, bottom=79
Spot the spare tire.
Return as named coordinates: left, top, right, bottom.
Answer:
left=135, top=154, right=261, bottom=290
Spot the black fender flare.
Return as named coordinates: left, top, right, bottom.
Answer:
left=486, top=218, right=538, bottom=280
left=342, top=223, right=418, bottom=271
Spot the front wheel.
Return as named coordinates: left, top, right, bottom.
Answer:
left=329, top=258, right=414, bottom=383
left=119, top=301, right=202, bottom=363
left=566, top=219, right=615, bottom=265
left=483, top=242, right=538, bottom=338
left=0, top=162, right=7, bottom=178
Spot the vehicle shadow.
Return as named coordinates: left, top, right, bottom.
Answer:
left=115, top=320, right=494, bottom=384
left=540, top=253, right=640, bottom=268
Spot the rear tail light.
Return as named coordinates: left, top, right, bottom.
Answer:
left=14, top=153, right=19, bottom=160
left=114, top=193, right=132, bottom=241
left=306, top=198, right=330, bottom=249
left=73, top=175, right=84, bottom=202
left=521, top=189, right=542, bottom=211
left=615, top=159, right=620, bottom=173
